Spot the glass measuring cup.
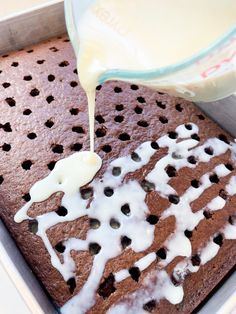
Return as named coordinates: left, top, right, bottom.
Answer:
left=64, top=0, right=236, bottom=102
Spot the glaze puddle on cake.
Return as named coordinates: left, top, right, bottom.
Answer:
left=14, top=123, right=236, bottom=314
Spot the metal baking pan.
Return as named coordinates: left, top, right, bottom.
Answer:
left=0, top=1, right=235, bottom=313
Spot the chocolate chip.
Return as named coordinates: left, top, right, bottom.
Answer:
left=156, top=248, right=167, bottom=259
left=47, top=161, right=56, bottom=171
left=21, top=160, right=33, bottom=170
left=175, top=104, right=183, bottom=112
left=204, top=147, right=214, bottom=155
left=229, top=214, right=236, bottom=225
left=172, top=152, right=183, bottom=159
left=28, top=219, right=38, bottom=234
left=71, top=143, right=83, bottom=151
left=80, top=187, right=93, bottom=200
left=56, top=206, right=68, bottom=216
left=213, top=234, right=223, bottom=246
left=141, top=180, right=155, bottom=192
left=129, top=267, right=141, bottom=282
left=89, top=218, right=101, bottom=229
left=27, top=132, right=37, bottom=140
left=209, top=174, right=219, bottom=184
left=116, top=104, right=124, bottom=111
left=137, top=120, right=149, bottom=127
left=45, top=120, right=54, bottom=128
left=225, top=163, right=234, bottom=171
left=218, top=134, right=230, bottom=144
left=104, top=187, right=114, bottom=197
left=219, top=189, right=227, bottom=200
left=143, top=300, right=156, bottom=312
left=30, top=88, right=40, bottom=97
left=187, top=156, right=197, bottom=164
left=72, top=126, right=85, bottom=134
left=131, top=152, right=141, bottom=162
left=131, top=84, right=139, bottom=90
left=171, top=271, right=187, bottom=286
left=168, top=194, right=180, bottom=204
left=119, top=133, right=130, bottom=141
left=191, top=254, right=201, bottom=266
left=191, top=134, right=200, bottom=141
left=59, top=61, right=69, bottom=67
left=110, top=218, right=120, bottom=229
left=95, top=114, right=105, bottom=123
left=203, top=210, right=212, bottom=219
left=121, top=203, right=131, bottom=216
left=5, top=97, right=15, bottom=107
left=166, top=165, right=176, bottom=177
left=102, top=145, right=112, bottom=153
left=46, top=95, right=54, bottom=104
left=114, top=115, right=124, bottom=123
left=134, top=106, right=143, bottom=114
left=191, top=179, right=201, bottom=188
left=98, top=274, right=116, bottom=299
left=151, top=141, right=159, bottom=150
left=112, top=167, right=121, bottom=176
left=159, top=116, right=168, bottom=124
left=114, top=87, right=122, bottom=93
left=185, top=124, right=192, bottom=130
left=168, top=131, right=178, bottom=139
left=146, top=215, right=159, bottom=225
left=52, top=144, right=63, bottom=154
left=55, top=242, right=65, bottom=253
left=156, top=100, right=166, bottom=109
left=197, top=114, right=205, bottom=120
left=67, top=278, right=76, bottom=294
left=121, top=236, right=132, bottom=249
left=89, top=243, right=101, bottom=255
left=22, top=193, right=31, bottom=202
left=137, top=96, right=145, bottom=103
left=184, top=230, right=193, bottom=238
left=2, top=143, right=11, bottom=151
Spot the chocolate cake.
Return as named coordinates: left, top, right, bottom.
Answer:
left=0, top=35, right=235, bottom=314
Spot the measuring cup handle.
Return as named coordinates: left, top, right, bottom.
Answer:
left=64, top=0, right=95, bottom=56
left=64, top=0, right=79, bottom=55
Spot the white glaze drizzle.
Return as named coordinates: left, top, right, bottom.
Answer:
left=109, top=223, right=236, bottom=314
left=112, top=167, right=234, bottom=282
left=13, top=123, right=236, bottom=314
left=108, top=270, right=184, bottom=314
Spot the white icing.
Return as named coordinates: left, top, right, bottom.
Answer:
left=113, top=165, right=234, bottom=281
left=226, top=176, right=236, bottom=195
left=108, top=271, right=184, bottom=314
left=134, top=253, right=156, bottom=271
left=110, top=220, right=236, bottom=314
left=13, top=123, right=236, bottom=314
left=165, top=233, right=192, bottom=263
left=207, top=196, right=226, bottom=211
left=115, top=269, right=130, bottom=283
left=224, top=223, right=236, bottom=239
left=200, top=241, right=220, bottom=265
left=15, top=151, right=102, bottom=223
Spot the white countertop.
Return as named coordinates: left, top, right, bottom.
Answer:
left=0, top=261, right=32, bottom=314
left=0, top=0, right=58, bottom=19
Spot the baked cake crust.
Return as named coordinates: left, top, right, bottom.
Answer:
left=0, top=36, right=235, bottom=313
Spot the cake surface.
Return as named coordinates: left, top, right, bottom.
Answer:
left=0, top=36, right=235, bottom=314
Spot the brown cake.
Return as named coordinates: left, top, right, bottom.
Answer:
left=0, top=35, right=235, bottom=314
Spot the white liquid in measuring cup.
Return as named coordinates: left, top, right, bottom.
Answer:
left=74, top=0, right=236, bottom=151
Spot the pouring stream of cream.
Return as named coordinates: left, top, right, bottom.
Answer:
left=75, top=0, right=236, bottom=151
